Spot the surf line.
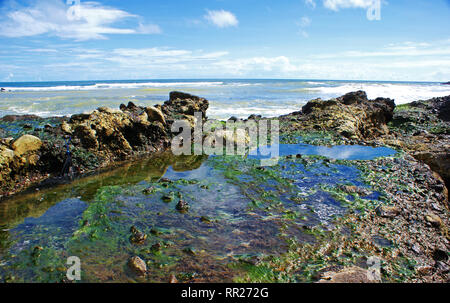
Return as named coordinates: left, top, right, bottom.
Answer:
left=181, top=287, right=216, bottom=301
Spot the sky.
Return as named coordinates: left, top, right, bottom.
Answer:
left=0, top=0, right=449, bottom=82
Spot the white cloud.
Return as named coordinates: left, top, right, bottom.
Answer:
left=136, top=23, right=162, bottom=34
left=323, top=0, right=376, bottom=11
left=0, top=0, right=161, bottom=40
left=212, top=56, right=300, bottom=75
left=204, top=10, right=238, bottom=28
left=311, top=40, right=450, bottom=59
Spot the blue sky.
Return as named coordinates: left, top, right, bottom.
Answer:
left=0, top=0, right=449, bottom=82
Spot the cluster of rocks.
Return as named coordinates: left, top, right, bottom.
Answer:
left=285, top=91, right=395, bottom=140
left=0, top=92, right=208, bottom=197
left=383, top=95, right=450, bottom=188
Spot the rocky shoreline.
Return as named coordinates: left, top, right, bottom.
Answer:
left=0, top=91, right=208, bottom=198
left=0, top=90, right=449, bottom=282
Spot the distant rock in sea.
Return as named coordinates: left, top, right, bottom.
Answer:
left=442, top=82, right=450, bottom=85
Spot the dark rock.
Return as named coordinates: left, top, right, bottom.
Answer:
left=176, top=199, right=189, bottom=212
left=129, top=226, right=147, bottom=245
left=433, top=248, right=448, bottom=262
left=435, top=261, right=450, bottom=273
left=338, top=90, right=368, bottom=105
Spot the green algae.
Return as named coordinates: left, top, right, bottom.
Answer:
left=0, top=137, right=414, bottom=282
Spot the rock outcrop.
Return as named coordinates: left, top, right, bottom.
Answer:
left=299, top=91, right=395, bottom=140
left=385, top=95, right=450, bottom=188
left=0, top=92, right=209, bottom=197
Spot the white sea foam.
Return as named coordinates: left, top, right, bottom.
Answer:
left=310, top=83, right=450, bottom=104
left=208, top=106, right=300, bottom=120
left=1, top=81, right=224, bottom=92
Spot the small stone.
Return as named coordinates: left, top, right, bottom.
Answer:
left=129, top=226, right=147, bottom=245
left=425, top=213, right=442, bottom=227
left=376, top=205, right=400, bottom=218
left=200, top=216, right=212, bottom=224
left=143, top=186, right=155, bottom=195
left=128, top=256, right=147, bottom=276
left=169, top=274, right=178, bottom=283
left=176, top=200, right=189, bottom=212
left=162, top=192, right=175, bottom=203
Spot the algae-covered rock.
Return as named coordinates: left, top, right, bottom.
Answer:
left=298, top=91, right=395, bottom=140
left=162, top=91, right=209, bottom=119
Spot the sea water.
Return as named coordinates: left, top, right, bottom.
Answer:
left=0, top=79, right=449, bottom=120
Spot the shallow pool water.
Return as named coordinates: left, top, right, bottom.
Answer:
left=249, top=144, right=397, bottom=160
left=0, top=144, right=393, bottom=282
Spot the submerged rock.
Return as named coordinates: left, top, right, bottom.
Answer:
left=176, top=199, right=189, bottom=212
left=129, top=226, right=147, bottom=245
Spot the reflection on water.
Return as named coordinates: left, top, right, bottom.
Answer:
left=250, top=144, right=397, bottom=161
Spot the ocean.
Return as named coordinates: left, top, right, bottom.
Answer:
left=0, top=79, right=449, bottom=120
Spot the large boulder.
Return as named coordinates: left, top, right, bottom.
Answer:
left=12, top=134, right=42, bottom=157
left=162, top=91, right=209, bottom=118
left=300, top=91, right=395, bottom=140
left=12, top=134, right=42, bottom=165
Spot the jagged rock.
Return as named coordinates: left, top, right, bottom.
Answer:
left=0, top=146, right=15, bottom=182
left=60, top=121, right=73, bottom=134
left=300, top=91, right=395, bottom=140
left=128, top=256, right=147, bottom=276
left=162, top=91, right=209, bottom=118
